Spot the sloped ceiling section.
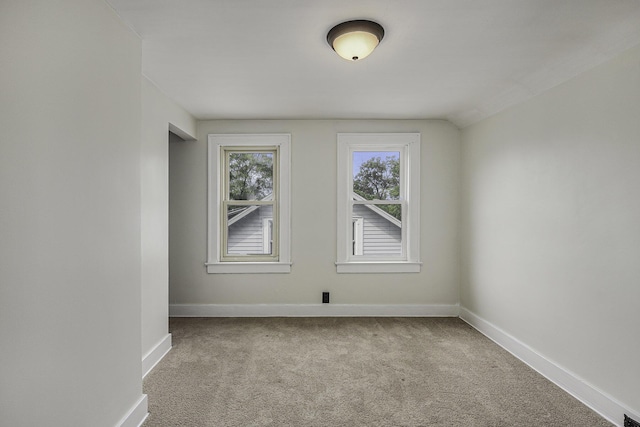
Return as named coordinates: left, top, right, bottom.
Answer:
left=108, top=0, right=640, bottom=127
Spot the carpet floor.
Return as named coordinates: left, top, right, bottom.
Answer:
left=143, top=317, right=611, bottom=426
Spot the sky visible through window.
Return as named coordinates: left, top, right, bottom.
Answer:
left=352, top=151, right=399, bottom=177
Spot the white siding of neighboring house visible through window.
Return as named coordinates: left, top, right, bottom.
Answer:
left=227, top=205, right=273, bottom=255
left=353, top=203, right=401, bottom=256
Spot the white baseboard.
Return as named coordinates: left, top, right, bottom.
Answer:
left=142, top=333, right=172, bottom=378
left=459, top=307, right=636, bottom=427
left=169, top=303, right=460, bottom=317
left=117, top=394, right=148, bottom=427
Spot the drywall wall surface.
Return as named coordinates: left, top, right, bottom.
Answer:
left=169, top=120, right=460, bottom=305
left=0, top=1, right=145, bottom=425
left=461, top=44, right=640, bottom=414
left=141, top=78, right=196, bottom=360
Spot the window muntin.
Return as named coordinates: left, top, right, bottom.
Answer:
left=336, top=133, right=421, bottom=273
left=207, top=134, right=291, bottom=274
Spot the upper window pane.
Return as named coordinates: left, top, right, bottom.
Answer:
left=228, top=152, right=273, bottom=200
left=352, top=151, right=400, bottom=200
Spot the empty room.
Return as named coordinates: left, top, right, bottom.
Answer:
left=1, top=1, right=639, bottom=426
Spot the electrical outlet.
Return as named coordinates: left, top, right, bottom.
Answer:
left=625, top=415, right=640, bottom=427
left=322, top=292, right=330, bottom=304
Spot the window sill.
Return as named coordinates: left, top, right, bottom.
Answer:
left=335, top=261, right=422, bottom=274
left=206, top=262, right=292, bottom=274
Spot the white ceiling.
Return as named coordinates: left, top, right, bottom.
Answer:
left=106, top=0, right=640, bottom=127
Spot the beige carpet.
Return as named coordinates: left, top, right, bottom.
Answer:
left=143, top=317, right=611, bottom=426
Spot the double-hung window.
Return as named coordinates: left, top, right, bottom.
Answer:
left=207, top=134, right=291, bottom=273
left=336, top=133, right=421, bottom=273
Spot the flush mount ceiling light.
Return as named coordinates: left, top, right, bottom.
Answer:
left=327, top=20, right=385, bottom=61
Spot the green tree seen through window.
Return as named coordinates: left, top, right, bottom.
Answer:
left=228, top=152, right=273, bottom=200
left=353, top=155, right=401, bottom=220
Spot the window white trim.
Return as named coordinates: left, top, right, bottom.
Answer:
left=207, top=134, right=291, bottom=274
left=207, top=262, right=292, bottom=274
left=335, top=261, right=423, bottom=274
left=336, top=133, right=421, bottom=273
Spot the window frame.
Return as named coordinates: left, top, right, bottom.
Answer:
left=221, top=147, right=278, bottom=262
left=336, top=133, right=421, bottom=273
left=207, top=134, right=291, bottom=274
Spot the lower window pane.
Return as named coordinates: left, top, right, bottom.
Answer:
left=227, top=204, right=273, bottom=255
left=352, top=204, right=402, bottom=256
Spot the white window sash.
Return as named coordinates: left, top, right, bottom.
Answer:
left=220, top=146, right=278, bottom=262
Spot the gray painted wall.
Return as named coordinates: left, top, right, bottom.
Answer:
left=141, top=78, right=196, bottom=365
left=461, top=43, right=640, bottom=418
left=169, top=119, right=460, bottom=305
left=1, top=0, right=145, bottom=425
